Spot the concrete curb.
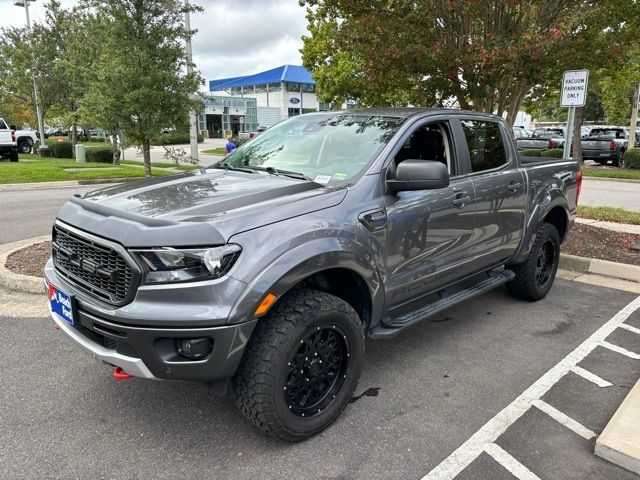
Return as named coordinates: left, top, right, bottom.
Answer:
left=583, top=176, right=640, bottom=184
left=559, top=253, right=640, bottom=283
left=595, top=379, right=640, bottom=475
left=0, top=236, right=50, bottom=294
left=575, top=218, right=640, bottom=235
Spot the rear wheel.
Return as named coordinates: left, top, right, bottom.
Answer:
left=614, top=152, right=625, bottom=168
left=18, top=140, right=32, bottom=154
left=233, top=288, right=364, bottom=441
left=507, top=223, right=560, bottom=301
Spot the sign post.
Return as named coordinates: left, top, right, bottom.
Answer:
left=560, top=70, right=589, bottom=160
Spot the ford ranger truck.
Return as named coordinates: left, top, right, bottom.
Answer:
left=45, top=109, right=581, bottom=441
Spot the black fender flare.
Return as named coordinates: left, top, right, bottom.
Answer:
left=228, top=237, right=385, bottom=327
left=511, top=188, right=570, bottom=265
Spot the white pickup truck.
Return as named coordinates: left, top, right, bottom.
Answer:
left=0, top=118, right=19, bottom=162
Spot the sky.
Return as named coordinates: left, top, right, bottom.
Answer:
left=0, top=0, right=309, bottom=85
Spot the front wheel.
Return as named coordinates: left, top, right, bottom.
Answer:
left=507, top=223, right=560, bottom=301
left=233, top=288, right=364, bottom=441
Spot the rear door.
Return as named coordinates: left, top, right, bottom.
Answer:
left=457, top=117, right=527, bottom=269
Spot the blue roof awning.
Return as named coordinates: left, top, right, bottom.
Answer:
left=209, top=65, right=315, bottom=91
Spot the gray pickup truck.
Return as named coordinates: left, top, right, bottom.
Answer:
left=515, top=127, right=566, bottom=152
left=581, top=127, right=638, bottom=167
left=45, top=108, right=580, bottom=440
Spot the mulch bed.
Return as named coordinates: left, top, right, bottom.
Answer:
left=563, top=223, right=640, bottom=266
left=3, top=223, right=639, bottom=278
left=5, top=241, right=51, bottom=277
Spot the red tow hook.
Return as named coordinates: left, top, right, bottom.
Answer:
left=113, top=367, right=133, bottom=380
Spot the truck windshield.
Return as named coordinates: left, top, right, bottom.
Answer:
left=220, top=113, right=405, bottom=184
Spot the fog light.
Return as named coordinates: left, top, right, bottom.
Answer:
left=177, top=337, right=213, bottom=360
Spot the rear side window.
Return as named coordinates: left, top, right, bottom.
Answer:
left=0, top=119, right=7, bottom=130
left=461, top=120, right=508, bottom=173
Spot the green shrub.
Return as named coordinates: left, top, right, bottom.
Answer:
left=49, top=141, right=73, bottom=159
left=85, top=148, right=113, bottom=163
left=623, top=148, right=640, bottom=169
left=152, top=132, right=204, bottom=145
left=541, top=148, right=564, bottom=158
left=92, top=137, right=106, bottom=143
left=519, top=149, right=541, bottom=157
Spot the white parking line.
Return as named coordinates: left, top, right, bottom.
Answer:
left=570, top=366, right=612, bottom=388
left=600, top=340, right=640, bottom=359
left=532, top=399, right=596, bottom=440
left=422, top=295, right=640, bottom=480
left=619, top=323, right=640, bottom=335
left=484, top=443, right=541, bottom=480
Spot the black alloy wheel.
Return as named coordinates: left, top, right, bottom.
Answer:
left=535, top=239, right=555, bottom=288
left=284, top=325, right=349, bottom=417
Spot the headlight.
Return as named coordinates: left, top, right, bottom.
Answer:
left=130, top=245, right=241, bottom=284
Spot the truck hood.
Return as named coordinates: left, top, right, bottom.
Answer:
left=57, top=168, right=347, bottom=247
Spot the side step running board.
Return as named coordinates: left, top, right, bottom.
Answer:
left=369, top=269, right=515, bottom=340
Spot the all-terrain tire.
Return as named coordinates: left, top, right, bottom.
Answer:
left=233, top=288, right=364, bottom=442
left=507, top=223, right=560, bottom=301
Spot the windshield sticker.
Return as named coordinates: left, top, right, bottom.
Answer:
left=314, top=175, right=332, bottom=184
left=333, top=173, right=348, bottom=180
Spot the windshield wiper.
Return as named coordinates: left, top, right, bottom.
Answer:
left=249, top=165, right=313, bottom=182
left=215, top=161, right=257, bottom=174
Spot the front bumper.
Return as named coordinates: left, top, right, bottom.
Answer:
left=45, top=260, right=258, bottom=383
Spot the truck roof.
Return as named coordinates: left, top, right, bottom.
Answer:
left=330, top=107, right=504, bottom=121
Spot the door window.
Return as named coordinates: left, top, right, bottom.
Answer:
left=461, top=120, right=508, bottom=173
left=394, top=122, right=454, bottom=174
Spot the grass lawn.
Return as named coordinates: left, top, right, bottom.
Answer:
left=121, top=160, right=201, bottom=171
left=202, top=148, right=226, bottom=155
left=1, top=154, right=173, bottom=184
left=582, top=167, right=640, bottom=180
left=577, top=205, right=640, bottom=225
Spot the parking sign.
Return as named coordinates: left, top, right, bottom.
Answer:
left=561, top=70, right=589, bottom=107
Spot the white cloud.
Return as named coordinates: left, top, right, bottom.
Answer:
left=0, top=0, right=308, bottom=87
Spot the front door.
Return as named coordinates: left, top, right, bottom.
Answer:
left=383, top=120, right=477, bottom=309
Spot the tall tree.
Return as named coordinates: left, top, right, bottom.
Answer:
left=80, top=0, right=202, bottom=175
left=301, top=0, right=640, bottom=125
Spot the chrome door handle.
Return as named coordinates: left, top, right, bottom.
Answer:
left=452, top=194, right=471, bottom=206
left=507, top=182, right=523, bottom=191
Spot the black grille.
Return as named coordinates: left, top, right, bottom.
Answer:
left=103, top=336, right=117, bottom=350
left=52, top=224, right=136, bottom=305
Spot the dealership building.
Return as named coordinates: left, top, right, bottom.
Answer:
left=200, top=65, right=331, bottom=137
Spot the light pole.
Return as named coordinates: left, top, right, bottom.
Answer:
left=184, top=0, right=199, bottom=163
left=14, top=0, right=49, bottom=155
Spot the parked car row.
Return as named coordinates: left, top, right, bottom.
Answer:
left=514, top=124, right=640, bottom=167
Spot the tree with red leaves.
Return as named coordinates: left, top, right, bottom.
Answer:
left=301, top=0, right=640, bottom=125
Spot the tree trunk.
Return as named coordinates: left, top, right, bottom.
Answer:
left=142, top=139, right=152, bottom=176
left=86, top=127, right=92, bottom=143
left=572, top=107, right=584, bottom=166
left=629, top=81, right=640, bottom=151
left=111, top=134, right=121, bottom=165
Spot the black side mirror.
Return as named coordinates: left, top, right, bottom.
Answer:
left=387, top=159, right=450, bottom=192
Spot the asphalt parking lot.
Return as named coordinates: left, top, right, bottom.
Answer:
left=1, top=279, right=639, bottom=480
